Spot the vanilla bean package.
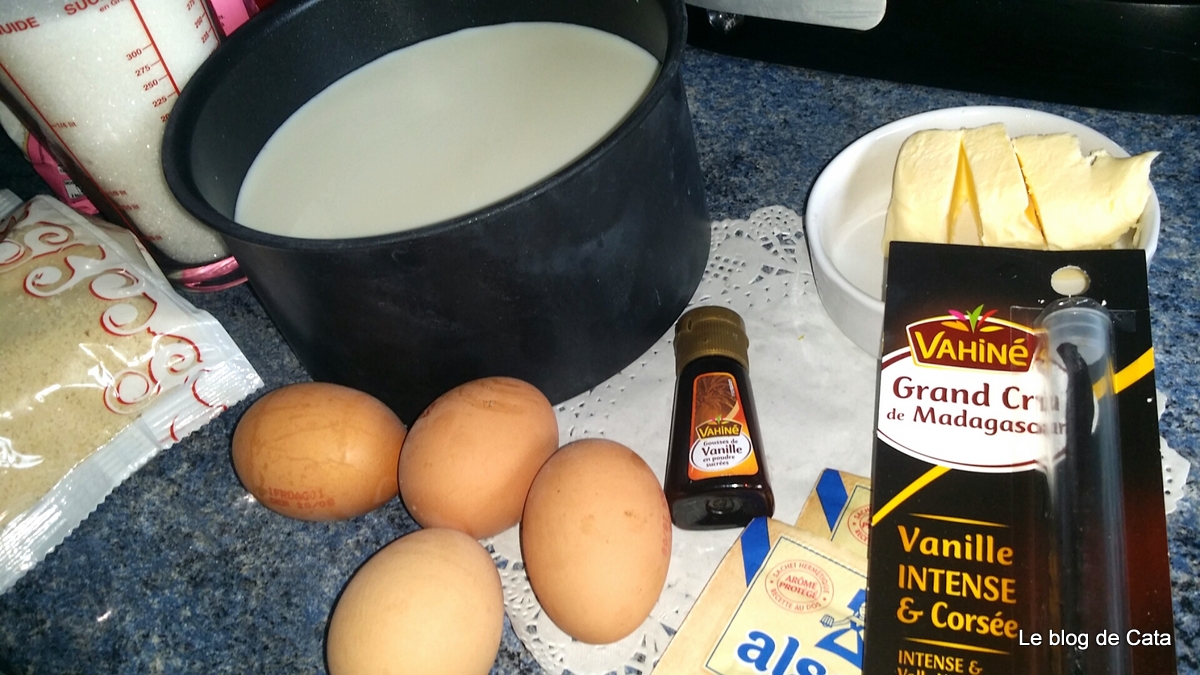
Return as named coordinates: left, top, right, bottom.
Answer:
left=864, top=242, right=1176, bottom=675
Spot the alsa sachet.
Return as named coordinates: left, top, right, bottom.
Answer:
left=864, top=242, right=1176, bottom=675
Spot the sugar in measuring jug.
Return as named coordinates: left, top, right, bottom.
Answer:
left=0, top=0, right=242, bottom=289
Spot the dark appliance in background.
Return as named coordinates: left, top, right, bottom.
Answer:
left=685, top=0, right=1200, bottom=114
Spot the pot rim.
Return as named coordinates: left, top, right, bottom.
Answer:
left=162, top=0, right=688, bottom=252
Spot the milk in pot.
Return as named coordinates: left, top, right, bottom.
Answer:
left=235, top=22, right=660, bottom=239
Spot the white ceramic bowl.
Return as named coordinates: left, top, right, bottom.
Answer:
left=805, top=105, right=1161, bottom=355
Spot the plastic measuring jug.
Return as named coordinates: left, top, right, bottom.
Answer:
left=0, top=0, right=243, bottom=290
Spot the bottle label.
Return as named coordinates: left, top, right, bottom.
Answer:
left=688, top=372, right=759, bottom=480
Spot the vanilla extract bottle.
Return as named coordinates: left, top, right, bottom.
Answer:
left=664, top=306, right=774, bottom=529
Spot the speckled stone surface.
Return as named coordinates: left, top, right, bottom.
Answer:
left=1, top=45, right=1197, bottom=675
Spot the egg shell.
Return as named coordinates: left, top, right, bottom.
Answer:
left=397, top=376, right=558, bottom=538
left=520, top=438, right=672, bottom=644
left=326, top=528, right=503, bottom=675
left=232, top=382, right=406, bottom=521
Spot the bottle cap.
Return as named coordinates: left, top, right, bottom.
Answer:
left=673, top=306, right=750, bottom=374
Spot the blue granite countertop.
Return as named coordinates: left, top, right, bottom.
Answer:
left=1, top=46, right=1197, bottom=674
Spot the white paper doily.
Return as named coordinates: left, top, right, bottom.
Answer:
left=483, top=206, right=1191, bottom=675
left=485, top=205, right=878, bottom=675
left=1158, top=391, right=1190, bottom=515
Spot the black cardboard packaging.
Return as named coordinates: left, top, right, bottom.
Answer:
left=863, top=242, right=1176, bottom=675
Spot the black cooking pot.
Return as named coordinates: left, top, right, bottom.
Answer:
left=163, top=0, right=709, bottom=423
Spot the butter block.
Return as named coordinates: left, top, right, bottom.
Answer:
left=1012, top=133, right=1158, bottom=250
left=883, top=128, right=966, bottom=253
left=962, top=124, right=1045, bottom=249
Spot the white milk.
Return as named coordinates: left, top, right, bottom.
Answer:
left=0, top=0, right=227, bottom=264
left=235, top=22, right=659, bottom=239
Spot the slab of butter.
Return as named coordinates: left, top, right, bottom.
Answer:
left=882, top=128, right=965, bottom=252
left=883, top=123, right=1156, bottom=253
left=655, top=518, right=866, bottom=675
left=794, top=468, right=871, bottom=561
left=1013, top=133, right=1158, bottom=250
left=963, top=123, right=1044, bottom=249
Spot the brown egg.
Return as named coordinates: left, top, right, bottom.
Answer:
left=326, top=528, right=503, bottom=675
left=232, top=382, right=406, bottom=521
left=397, top=376, right=558, bottom=538
left=520, top=438, right=672, bottom=644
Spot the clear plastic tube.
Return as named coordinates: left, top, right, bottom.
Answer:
left=1038, top=297, right=1131, bottom=675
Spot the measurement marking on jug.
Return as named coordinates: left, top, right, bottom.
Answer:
left=134, top=61, right=159, bottom=77
left=0, top=17, right=41, bottom=33
left=127, top=1, right=181, bottom=96
left=0, top=60, right=137, bottom=231
left=183, top=0, right=216, bottom=43
left=65, top=0, right=123, bottom=16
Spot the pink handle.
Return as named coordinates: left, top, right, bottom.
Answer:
left=174, top=255, right=247, bottom=292
left=207, top=0, right=253, bottom=37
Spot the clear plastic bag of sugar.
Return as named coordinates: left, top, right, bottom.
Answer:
left=0, top=191, right=262, bottom=594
